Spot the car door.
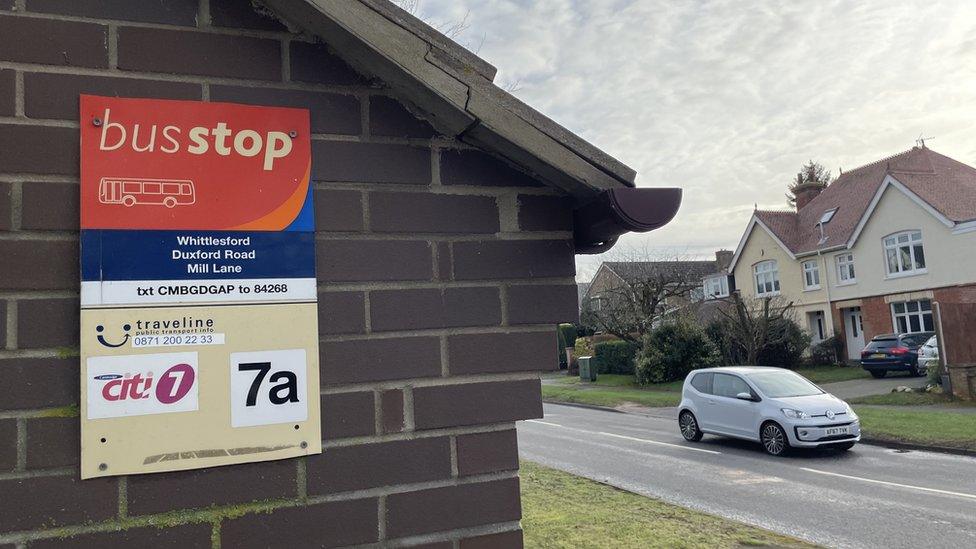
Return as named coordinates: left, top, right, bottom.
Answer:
left=708, top=373, right=761, bottom=439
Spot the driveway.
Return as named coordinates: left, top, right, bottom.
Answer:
left=819, top=374, right=926, bottom=400
left=520, top=403, right=976, bottom=549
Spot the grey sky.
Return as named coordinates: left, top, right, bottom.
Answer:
left=409, top=1, right=976, bottom=281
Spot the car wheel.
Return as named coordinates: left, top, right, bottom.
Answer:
left=678, top=411, right=703, bottom=442
left=834, top=442, right=856, bottom=451
left=760, top=422, right=790, bottom=456
left=869, top=370, right=887, bottom=379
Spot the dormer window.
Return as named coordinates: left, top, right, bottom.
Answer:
left=818, top=208, right=837, bottom=224
left=703, top=275, right=729, bottom=299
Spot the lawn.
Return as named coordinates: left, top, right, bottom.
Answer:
left=853, top=406, right=976, bottom=451
left=793, top=364, right=869, bottom=384
left=520, top=460, right=813, bottom=548
left=849, top=391, right=976, bottom=407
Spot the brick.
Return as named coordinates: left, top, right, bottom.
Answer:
left=26, top=416, right=78, bottom=469
left=0, top=69, right=13, bottom=116
left=312, top=141, right=431, bottom=184
left=25, top=72, right=201, bottom=120
left=314, top=189, right=363, bottom=232
left=507, top=284, right=579, bottom=325
left=321, top=391, right=374, bottom=439
left=209, top=0, right=287, bottom=31
left=0, top=240, right=78, bottom=290
left=457, top=429, right=518, bottom=476
left=369, top=95, right=436, bottom=138
left=0, top=419, right=14, bottom=470
left=0, top=125, right=78, bottom=175
left=31, top=524, right=213, bottom=549
left=453, top=240, right=575, bottom=280
left=20, top=182, right=78, bottom=231
left=0, top=358, right=77, bottom=410
left=437, top=242, right=452, bottom=280
left=460, top=530, right=524, bottom=549
left=17, top=298, right=79, bottom=348
left=370, top=192, right=499, bottom=234
left=118, top=27, right=281, bottom=81
left=381, top=389, right=404, bottom=433
left=441, top=149, right=542, bottom=187
left=307, top=437, right=451, bottom=495
left=290, top=41, right=370, bottom=86
left=210, top=85, right=360, bottom=135
left=386, top=478, right=521, bottom=538
left=0, top=0, right=11, bottom=9
left=518, top=194, right=574, bottom=231
left=127, top=460, right=297, bottom=515
left=370, top=287, right=500, bottom=332
left=316, top=240, right=432, bottom=282
left=321, top=337, right=441, bottom=385
left=448, top=332, right=554, bottom=375
left=317, top=291, right=366, bottom=335
left=414, top=379, right=543, bottom=430
left=0, top=15, right=107, bottom=68
left=0, top=301, right=5, bottom=348
left=404, top=542, right=453, bottom=549
left=220, top=498, right=379, bottom=548
left=0, top=475, right=116, bottom=533
left=0, top=182, right=10, bottom=231
left=27, top=0, right=198, bottom=25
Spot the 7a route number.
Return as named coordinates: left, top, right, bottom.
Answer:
left=230, top=349, right=308, bottom=428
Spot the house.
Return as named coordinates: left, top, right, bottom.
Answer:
left=0, top=0, right=682, bottom=545
left=730, top=146, right=976, bottom=360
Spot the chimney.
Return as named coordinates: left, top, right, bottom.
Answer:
left=715, top=249, right=733, bottom=271
left=793, top=181, right=826, bottom=211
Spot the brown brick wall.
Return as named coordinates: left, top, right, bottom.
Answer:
left=0, top=1, right=576, bottom=546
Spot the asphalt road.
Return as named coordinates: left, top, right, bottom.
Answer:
left=519, top=403, right=976, bottom=549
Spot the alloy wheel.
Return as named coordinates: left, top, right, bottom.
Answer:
left=761, top=424, right=786, bottom=455
left=679, top=412, right=701, bottom=441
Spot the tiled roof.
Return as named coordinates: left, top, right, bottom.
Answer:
left=604, top=260, right=722, bottom=283
left=754, top=147, right=976, bottom=255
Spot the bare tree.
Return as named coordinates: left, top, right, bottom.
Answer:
left=716, top=293, right=802, bottom=364
left=581, top=248, right=715, bottom=342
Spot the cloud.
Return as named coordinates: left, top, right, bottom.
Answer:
left=410, top=0, right=976, bottom=279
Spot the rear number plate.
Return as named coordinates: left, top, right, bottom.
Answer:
left=871, top=353, right=885, bottom=358
left=825, top=426, right=849, bottom=436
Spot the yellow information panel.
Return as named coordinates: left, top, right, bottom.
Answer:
left=79, top=95, right=320, bottom=478
left=80, top=304, right=321, bottom=478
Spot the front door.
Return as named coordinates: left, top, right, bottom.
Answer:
left=845, top=307, right=865, bottom=360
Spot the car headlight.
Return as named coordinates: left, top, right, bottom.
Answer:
left=781, top=408, right=809, bottom=419
left=847, top=407, right=858, bottom=421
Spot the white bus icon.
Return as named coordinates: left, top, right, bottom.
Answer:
left=98, top=178, right=196, bottom=208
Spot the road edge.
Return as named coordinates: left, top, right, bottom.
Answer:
left=541, top=399, right=976, bottom=458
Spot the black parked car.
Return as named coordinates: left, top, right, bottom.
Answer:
left=860, top=332, right=934, bottom=378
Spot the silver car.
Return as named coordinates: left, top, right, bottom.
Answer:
left=678, top=367, right=860, bottom=456
left=918, top=335, right=939, bottom=374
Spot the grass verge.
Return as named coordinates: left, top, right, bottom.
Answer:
left=793, top=365, right=869, bottom=384
left=854, top=406, right=976, bottom=451
left=541, top=385, right=680, bottom=408
left=849, top=392, right=976, bottom=407
left=520, top=460, right=813, bottom=548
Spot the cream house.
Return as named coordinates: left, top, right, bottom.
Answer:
left=728, top=146, right=976, bottom=360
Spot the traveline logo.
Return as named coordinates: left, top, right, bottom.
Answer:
left=97, top=108, right=294, bottom=171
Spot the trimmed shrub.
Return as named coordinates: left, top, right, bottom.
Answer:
left=756, top=320, right=809, bottom=368
left=593, top=340, right=639, bottom=375
left=705, top=319, right=744, bottom=366
left=558, top=323, right=578, bottom=349
left=636, top=321, right=720, bottom=385
left=810, top=336, right=845, bottom=366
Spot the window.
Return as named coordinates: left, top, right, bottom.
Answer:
left=703, top=275, right=729, bottom=299
left=891, top=300, right=934, bottom=333
left=749, top=370, right=823, bottom=398
left=884, top=231, right=926, bottom=276
left=590, top=296, right=603, bottom=312
left=753, top=260, right=780, bottom=296
left=690, top=372, right=713, bottom=394
left=819, top=208, right=837, bottom=224
left=712, top=374, right=753, bottom=399
left=181, top=184, right=192, bottom=195
left=162, top=183, right=180, bottom=194
left=143, top=182, right=161, bottom=194
left=836, top=253, right=856, bottom=284
left=122, top=182, right=141, bottom=194
left=802, top=260, right=820, bottom=290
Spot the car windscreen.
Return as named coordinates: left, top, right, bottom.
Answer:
left=865, top=339, right=897, bottom=351
left=748, top=371, right=823, bottom=398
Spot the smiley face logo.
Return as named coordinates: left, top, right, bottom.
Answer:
left=96, top=324, right=131, bottom=348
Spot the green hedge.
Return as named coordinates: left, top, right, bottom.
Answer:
left=593, top=340, right=639, bottom=375
left=636, top=321, right=720, bottom=384
left=558, top=323, right=578, bottom=349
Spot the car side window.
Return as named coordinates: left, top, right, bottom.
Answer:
left=690, top=372, right=712, bottom=394
left=712, top=373, right=751, bottom=399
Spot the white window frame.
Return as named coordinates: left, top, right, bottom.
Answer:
left=753, top=260, right=780, bottom=297
left=802, top=260, right=821, bottom=290
left=703, top=275, right=729, bottom=299
left=883, top=230, right=927, bottom=278
left=835, top=253, right=856, bottom=285
left=891, top=300, right=934, bottom=334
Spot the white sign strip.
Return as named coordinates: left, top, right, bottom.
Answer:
left=81, top=278, right=317, bottom=307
